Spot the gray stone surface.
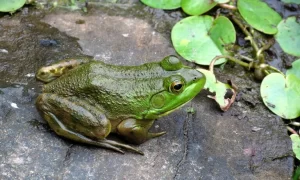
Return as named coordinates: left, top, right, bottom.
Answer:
left=0, top=2, right=296, bottom=180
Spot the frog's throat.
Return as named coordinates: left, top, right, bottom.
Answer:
left=155, top=100, right=190, bottom=119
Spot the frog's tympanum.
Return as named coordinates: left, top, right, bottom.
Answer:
left=36, top=56, right=205, bottom=154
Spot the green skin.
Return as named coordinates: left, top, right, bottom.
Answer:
left=36, top=56, right=205, bottom=154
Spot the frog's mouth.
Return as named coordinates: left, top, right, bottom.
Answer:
left=153, top=100, right=190, bottom=118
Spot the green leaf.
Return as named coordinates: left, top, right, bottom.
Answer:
left=287, top=59, right=300, bottom=79
left=291, top=134, right=300, bottom=160
left=293, top=166, right=300, bottom=180
left=261, top=72, right=300, bottom=119
left=275, top=17, right=300, bottom=57
left=198, top=69, right=235, bottom=111
left=282, top=0, right=300, bottom=4
left=237, top=0, right=282, bottom=34
left=181, top=0, right=217, bottom=15
left=209, top=16, right=236, bottom=55
left=140, top=0, right=181, bottom=10
left=0, top=0, right=26, bottom=12
left=171, top=16, right=236, bottom=65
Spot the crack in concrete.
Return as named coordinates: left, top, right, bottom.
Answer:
left=173, top=105, right=192, bottom=180
left=58, top=144, right=74, bottom=179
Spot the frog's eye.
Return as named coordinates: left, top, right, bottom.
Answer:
left=170, top=80, right=184, bottom=93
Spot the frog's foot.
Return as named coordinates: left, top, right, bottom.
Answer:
left=45, top=112, right=144, bottom=155
left=117, top=118, right=166, bottom=144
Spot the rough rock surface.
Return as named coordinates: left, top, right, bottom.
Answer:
left=0, top=1, right=296, bottom=179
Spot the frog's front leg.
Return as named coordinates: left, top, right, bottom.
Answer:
left=117, top=119, right=166, bottom=144
left=36, top=57, right=91, bottom=83
left=36, top=94, right=143, bottom=154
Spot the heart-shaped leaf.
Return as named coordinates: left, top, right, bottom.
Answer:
left=237, top=0, right=282, bottom=34
left=181, top=0, right=217, bottom=16
left=140, top=0, right=181, bottom=10
left=0, top=0, right=26, bottom=12
left=275, top=17, right=300, bottom=57
left=171, top=16, right=236, bottom=65
left=261, top=72, right=300, bottom=119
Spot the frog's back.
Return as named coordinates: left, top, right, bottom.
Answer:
left=42, top=61, right=166, bottom=119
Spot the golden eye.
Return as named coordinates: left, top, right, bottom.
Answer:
left=170, top=80, right=184, bottom=93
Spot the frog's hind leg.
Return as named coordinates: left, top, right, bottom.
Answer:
left=45, top=112, right=143, bottom=154
left=36, top=57, right=91, bottom=83
left=36, top=94, right=143, bottom=155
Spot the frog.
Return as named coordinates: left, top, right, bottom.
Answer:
left=35, top=55, right=205, bottom=154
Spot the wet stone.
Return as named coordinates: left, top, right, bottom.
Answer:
left=0, top=2, right=294, bottom=180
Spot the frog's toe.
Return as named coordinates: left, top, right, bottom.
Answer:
left=148, top=131, right=166, bottom=139
left=105, top=140, right=144, bottom=155
left=91, top=141, right=125, bottom=154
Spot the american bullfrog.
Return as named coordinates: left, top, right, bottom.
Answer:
left=36, top=56, right=205, bottom=154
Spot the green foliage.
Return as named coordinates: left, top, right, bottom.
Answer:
left=141, top=0, right=299, bottom=119
left=171, top=16, right=235, bottom=65
left=0, top=0, right=26, bottom=12
left=293, top=166, right=300, bottom=180
left=181, top=0, right=217, bottom=15
left=291, top=134, right=300, bottom=160
left=140, top=0, right=181, bottom=10
left=287, top=59, right=300, bottom=78
left=275, top=17, right=300, bottom=57
left=260, top=59, right=300, bottom=119
left=237, top=0, right=282, bottom=34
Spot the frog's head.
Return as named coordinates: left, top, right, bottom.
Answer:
left=144, top=56, right=206, bottom=119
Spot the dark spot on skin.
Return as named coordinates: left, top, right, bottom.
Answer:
left=67, top=66, right=73, bottom=69
left=40, top=72, right=46, bottom=75
left=50, top=69, right=55, bottom=73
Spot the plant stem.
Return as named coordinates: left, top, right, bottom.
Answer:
left=219, top=3, right=237, bottom=10
left=230, top=15, right=261, bottom=61
left=237, top=55, right=255, bottom=62
left=256, top=38, right=275, bottom=64
left=266, top=65, right=285, bottom=76
left=209, top=55, right=251, bottom=73
left=290, top=122, right=300, bottom=126
left=287, top=126, right=298, bottom=135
